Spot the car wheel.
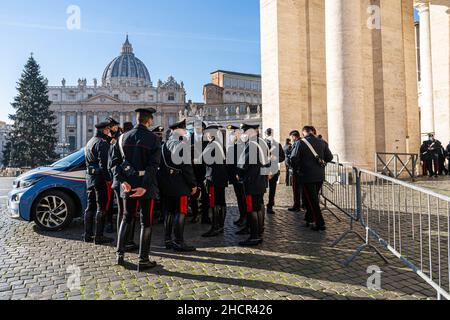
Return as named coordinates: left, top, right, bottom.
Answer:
left=33, top=190, right=75, bottom=231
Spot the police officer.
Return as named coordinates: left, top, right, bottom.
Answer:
left=237, top=124, right=270, bottom=247
left=424, top=134, right=443, bottom=178
left=108, top=120, right=139, bottom=252
left=226, top=125, right=247, bottom=227
left=112, top=108, right=161, bottom=272
left=202, top=124, right=229, bottom=238
left=152, top=126, right=165, bottom=142
left=264, top=128, right=285, bottom=215
left=159, top=119, right=197, bottom=252
left=105, top=117, right=121, bottom=234
left=84, top=121, right=114, bottom=245
left=191, top=121, right=210, bottom=224
left=290, top=126, right=333, bottom=231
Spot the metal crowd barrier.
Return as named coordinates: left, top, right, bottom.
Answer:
left=321, top=161, right=450, bottom=300
left=321, top=162, right=366, bottom=245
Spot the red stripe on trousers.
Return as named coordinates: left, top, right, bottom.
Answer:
left=180, top=196, right=188, bottom=215
left=246, top=195, right=253, bottom=213
left=135, top=201, right=140, bottom=218
left=209, top=186, right=215, bottom=208
left=105, top=182, right=113, bottom=211
left=149, top=199, right=155, bottom=226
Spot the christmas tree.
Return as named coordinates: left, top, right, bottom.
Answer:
left=5, top=54, right=58, bottom=168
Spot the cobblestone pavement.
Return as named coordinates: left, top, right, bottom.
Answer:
left=0, top=183, right=439, bottom=300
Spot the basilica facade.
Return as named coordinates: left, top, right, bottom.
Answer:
left=48, top=36, right=186, bottom=155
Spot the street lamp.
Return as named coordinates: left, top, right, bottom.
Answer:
left=57, top=140, right=71, bottom=158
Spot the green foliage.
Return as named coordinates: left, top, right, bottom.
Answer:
left=5, top=55, right=58, bottom=168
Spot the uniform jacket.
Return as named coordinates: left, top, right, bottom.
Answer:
left=158, top=136, right=197, bottom=197
left=226, top=141, right=245, bottom=185
left=191, top=135, right=208, bottom=187
left=111, top=124, right=161, bottom=199
left=237, top=137, right=270, bottom=195
left=284, top=144, right=293, bottom=167
left=290, top=135, right=333, bottom=184
left=265, top=137, right=286, bottom=175
left=203, top=140, right=229, bottom=189
left=421, top=140, right=443, bottom=160
left=85, top=131, right=111, bottom=189
left=108, top=134, right=122, bottom=191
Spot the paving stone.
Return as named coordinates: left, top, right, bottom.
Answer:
left=0, top=185, right=442, bottom=300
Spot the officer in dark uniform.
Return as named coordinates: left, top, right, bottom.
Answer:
left=226, top=125, right=247, bottom=229
left=84, top=121, right=114, bottom=245
left=105, top=117, right=121, bottom=234
left=108, top=120, right=138, bottom=252
left=112, top=108, right=161, bottom=272
left=159, top=119, right=197, bottom=252
left=152, top=126, right=165, bottom=142
left=237, top=124, right=270, bottom=247
left=191, top=121, right=210, bottom=224
left=290, top=126, right=333, bottom=231
left=423, top=134, right=442, bottom=178
left=264, top=128, right=285, bottom=215
left=201, top=124, right=229, bottom=238
left=151, top=126, right=166, bottom=224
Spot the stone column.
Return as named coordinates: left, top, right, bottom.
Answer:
left=325, top=0, right=367, bottom=165
left=82, top=112, right=87, bottom=146
left=430, top=1, right=450, bottom=141
left=416, top=1, right=435, bottom=137
left=60, top=112, right=66, bottom=143
left=76, top=112, right=82, bottom=149
left=93, top=114, right=98, bottom=131
left=119, top=112, right=124, bottom=127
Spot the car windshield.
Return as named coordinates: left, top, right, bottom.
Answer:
left=50, top=149, right=84, bottom=168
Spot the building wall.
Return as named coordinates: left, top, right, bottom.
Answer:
left=261, top=0, right=328, bottom=143
left=261, top=0, right=420, bottom=167
left=431, top=0, right=450, bottom=143
left=49, top=78, right=186, bottom=154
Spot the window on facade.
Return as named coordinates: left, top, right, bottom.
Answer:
left=88, top=94, right=93, bottom=99
left=168, top=93, right=175, bottom=101
left=68, top=136, right=76, bottom=151
left=168, top=116, right=176, bottom=126
left=114, top=94, right=119, bottom=100
left=52, top=94, right=58, bottom=100
left=68, top=115, right=76, bottom=126
left=149, top=95, right=154, bottom=101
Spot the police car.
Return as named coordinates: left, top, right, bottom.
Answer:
left=8, top=149, right=87, bottom=231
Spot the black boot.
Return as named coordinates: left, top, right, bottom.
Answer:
left=257, top=209, right=265, bottom=241
left=124, top=218, right=138, bottom=252
left=173, top=213, right=196, bottom=252
left=94, top=211, right=114, bottom=245
left=138, top=227, right=157, bottom=272
left=202, top=207, right=220, bottom=238
left=83, top=211, right=94, bottom=243
left=239, top=211, right=262, bottom=247
left=217, top=206, right=226, bottom=234
left=222, top=206, right=227, bottom=232
left=164, top=212, right=174, bottom=249
left=236, top=212, right=250, bottom=235
left=116, top=220, right=130, bottom=266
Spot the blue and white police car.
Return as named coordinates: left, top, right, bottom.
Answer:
left=8, top=149, right=87, bottom=231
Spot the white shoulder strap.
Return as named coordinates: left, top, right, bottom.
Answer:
left=302, top=138, right=319, bottom=158
left=118, top=134, right=125, bottom=159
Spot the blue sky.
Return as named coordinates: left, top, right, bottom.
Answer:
left=0, top=0, right=261, bottom=122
